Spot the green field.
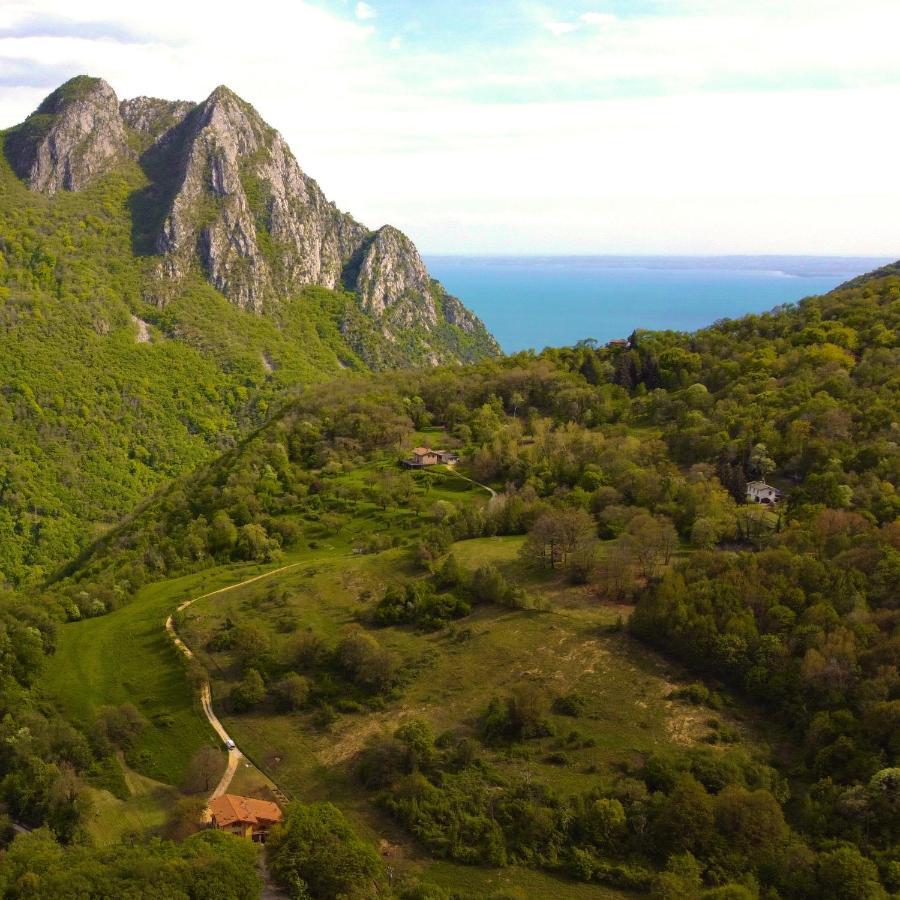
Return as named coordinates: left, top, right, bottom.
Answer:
left=41, top=466, right=772, bottom=894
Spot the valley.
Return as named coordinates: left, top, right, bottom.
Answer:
left=42, top=458, right=774, bottom=897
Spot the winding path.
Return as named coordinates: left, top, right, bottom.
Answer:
left=442, top=466, right=497, bottom=500
left=165, top=563, right=303, bottom=800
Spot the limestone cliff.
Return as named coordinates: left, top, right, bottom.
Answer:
left=120, top=96, right=195, bottom=141
left=4, top=76, right=127, bottom=194
left=152, top=86, right=370, bottom=313
left=355, top=226, right=437, bottom=327
left=5, top=76, right=499, bottom=362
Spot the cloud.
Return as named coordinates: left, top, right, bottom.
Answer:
left=0, top=14, right=152, bottom=43
left=580, top=12, right=617, bottom=27
left=543, top=20, right=576, bottom=36
left=0, top=1, right=897, bottom=254
left=355, top=2, right=376, bottom=20
left=0, top=57, right=76, bottom=88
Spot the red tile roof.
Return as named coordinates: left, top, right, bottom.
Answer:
left=209, top=794, right=282, bottom=828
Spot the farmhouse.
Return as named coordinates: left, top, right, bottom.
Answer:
left=402, top=447, right=459, bottom=468
left=746, top=481, right=783, bottom=504
left=208, top=794, right=282, bottom=843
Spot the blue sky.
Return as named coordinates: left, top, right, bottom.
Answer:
left=0, top=1, right=898, bottom=255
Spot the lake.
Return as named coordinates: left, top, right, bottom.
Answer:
left=424, top=255, right=892, bottom=353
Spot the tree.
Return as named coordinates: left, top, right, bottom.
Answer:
left=231, top=669, right=266, bottom=712
left=271, top=673, right=310, bottom=712
left=653, top=775, right=714, bottom=857
left=480, top=682, right=549, bottom=743
left=749, top=443, right=775, bottom=480
left=210, top=510, right=238, bottom=554
left=183, top=746, right=225, bottom=794
left=521, top=508, right=596, bottom=569
left=596, top=542, right=639, bottom=599
left=650, top=852, right=703, bottom=900
left=267, top=802, right=384, bottom=899
left=713, top=785, right=787, bottom=861
left=621, top=514, right=678, bottom=579
left=232, top=622, right=274, bottom=673
left=336, top=631, right=399, bottom=694
left=164, top=795, right=208, bottom=841
left=470, top=564, right=509, bottom=604
left=236, top=523, right=274, bottom=561
left=94, top=703, right=146, bottom=750
left=816, top=845, right=886, bottom=900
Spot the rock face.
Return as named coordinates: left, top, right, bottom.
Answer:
left=355, top=226, right=437, bottom=327
left=120, top=96, right=195, bottom=140
left=5, top=76, right=128, bottom=194
left=153, top=86, right=370, bottom=313
left=6, top=76, right=499, bottom=360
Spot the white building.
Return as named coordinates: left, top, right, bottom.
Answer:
left=746, top=481, right=783, bottom=504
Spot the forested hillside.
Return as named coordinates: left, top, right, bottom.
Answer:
left=0, top=77, right=497, bottom=585
left=20, top=265, right=894, bottom=896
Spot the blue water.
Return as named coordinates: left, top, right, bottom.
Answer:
left=424, top=255, right=892, bottom=353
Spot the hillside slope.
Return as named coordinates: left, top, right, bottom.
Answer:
left=0, top=76, right=498, bottom=584
left=40, top=263, right=899, bottom=896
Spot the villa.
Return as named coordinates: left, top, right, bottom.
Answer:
left=402, top=447, right=459, bottom=468
left=746, top=481, right=783, bottom=505
left=208, top=794, right=283, bottom=843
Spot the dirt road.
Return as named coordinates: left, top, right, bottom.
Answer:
left=165, top=563, right=303, bottom=799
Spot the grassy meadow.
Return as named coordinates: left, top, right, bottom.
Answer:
left=40, top=453, right=776, bottom=893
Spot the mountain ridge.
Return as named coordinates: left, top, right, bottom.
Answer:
left=4, top=75, right=497, bottom=355
left=0, top=75, right=498, bottom=586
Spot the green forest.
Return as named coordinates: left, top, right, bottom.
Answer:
left=0, top=148, right=496, bottom=586
left=1, top=257, right=896, bottom=896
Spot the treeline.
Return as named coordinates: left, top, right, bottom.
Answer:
left=0, top=828, right=260, bottom=898
left=357, top=707, right=887, bottom=898
left=631, top=514, right=899, bottom=861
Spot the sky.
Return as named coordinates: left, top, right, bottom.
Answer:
left=0, top=0, right=898, bottom=256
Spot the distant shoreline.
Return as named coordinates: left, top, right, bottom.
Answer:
left=424, top=255, right=889, bottom=353
left=425, top=254, right=893, bottom=280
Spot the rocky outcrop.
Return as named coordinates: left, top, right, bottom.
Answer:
left=153, top=86, right=370, bottom=312
left=120, top=96, right=195, bottom=141
left=7, top=76, right=500, bottom=361
left=441, top=292, right=487, bottom=335
left=4, top=76, right=128, bottom=194
left=355, top=226, right=437, bottom=327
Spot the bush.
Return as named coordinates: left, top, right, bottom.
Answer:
left=267, top=802, right=384, bottom=898
left=552, top=692, right=587, bottom=717
left=231, top=669, right=265, bottom=712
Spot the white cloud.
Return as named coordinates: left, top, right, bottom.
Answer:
left=0, top=1, right=897, bottom=255
left=354, top=2, right=376, bottom=21
left=579, top=12, right=617, bottom=27
left=543, top=20, right=576, bottom=36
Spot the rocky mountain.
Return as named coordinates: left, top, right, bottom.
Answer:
left=5, top=76, right=127, bottom=194
left=0, top=75, right=498, bottom=586
left=4, top=75, right=497, bottom=356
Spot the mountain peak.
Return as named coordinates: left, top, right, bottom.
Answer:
left=35, top=75, right=115, bottom=114
left=5, top=74, right=126, bottom=194
left=4, top=75, right=499, bottom=362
